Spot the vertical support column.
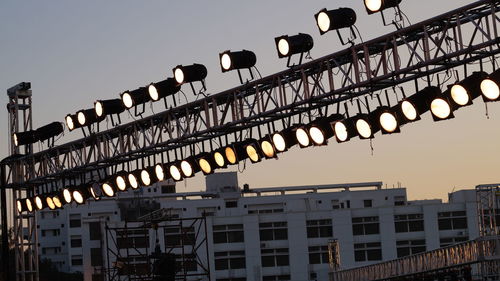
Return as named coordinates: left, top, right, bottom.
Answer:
left=1, top=162, right=11, bottom=281
left=7, top=82, right=38, bottom=281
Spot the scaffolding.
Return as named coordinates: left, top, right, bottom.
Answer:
left=477, top=184, right=500, bottom=237
left=103, top=209, right=210, bottom=281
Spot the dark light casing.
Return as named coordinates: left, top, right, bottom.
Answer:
left=212, top=149, right=228, bottom=168
left=219, top=50, right=257, bottom=72
left=397, top=86, right=439, bottom=124
left=149, top=78, right=181, bottom=101
left=77, top=108, right=105, bottom=126
left=121, top=87, right=151, bottom=109
left=272, top=125, right=300, bottom=152
left=259, top=135, right=277, bottom=159
left=482, top=69, right=500, bottom=102
left=274, top=33, right=314, bottom=58
left=243, top=139, right=263, bottom=163
left=315, top=8, right=357, bottom=35
left=13, top=130, right=37, bottom=146
left=429, top=89, right=456, bottom=122
left=308, top=114, right=344, bottom=145
left=173, top=64, right=208, bottom=84
left=373, top=106, right=401, bottom=134
left=65, top=114, right=81, bottom=131
left=196, top=153, right=217, bottom=175
left=95, top=99, right=125, bottom=117
left=447, top=71, right=488, bottom=108
left=354, top=113, right=380, bottom=139
left=36, top=122, right=64, bottom=142
left=332, top=117, right=357, bottom=143
left=365, top=0, right=402, bottom=14
left=180, top=157, right=200, bottom=178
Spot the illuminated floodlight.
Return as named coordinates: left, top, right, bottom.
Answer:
left=94, top=99, right=125, bottom=118
left=355, top=114, right=379, bottom=139
left=374, top=106, right=400, bottom=134
left=364, top=0, right=402, bottom=14
left=101, top=182, right=117, bottom=197
left=76, top=108, right=104, bottom=126
left=481, top=69, right=500, bottom=102
left=315, top=8, right=357, bottom=35
left=219, top=50, right=257, bottom=72
left=397, top=86, right=439, bottom=123
left=173, top=64, right=208, bottom=85
left=259, top=136, right=277, bottom=159
left=169, top=164, right=183, bottom=182
left=121, top=87, right=150, bottom=109
left=274, top=33, right=314, bottom=59
left=148, top=78, right=181, bottom=101
left=244, top=139, right=262, bottom=163
left=196, top=153, right=217, bottom=175
left=213, top=149, right=228, bottom=169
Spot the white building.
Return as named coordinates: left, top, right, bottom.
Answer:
left=37, top=173, right=480, bottom=281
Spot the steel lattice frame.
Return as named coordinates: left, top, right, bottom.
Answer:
left=3, top=0, right=500, bottom=190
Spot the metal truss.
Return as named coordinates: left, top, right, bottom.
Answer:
left=330, top=235, right=500, bottom=281
left=476, top=183, right=500, bottom=236
left=6, top=83, right=39, bottom=281
left=3, top=0, right=500, bottom=188
left=104, top=212, right=210, bottom=281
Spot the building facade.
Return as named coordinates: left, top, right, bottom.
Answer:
left=36, top=173, right=481, bottom=281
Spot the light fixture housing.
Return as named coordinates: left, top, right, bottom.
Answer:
left=89, top=184, right=101, bottom=200
left=315, top=8, right=357, bottom=35
left=373, top=106, right=401, bottom=134
left=65, top=114, right=81, bottom=131
left=34, top=195, right=45, bottom=210
left=101, top=181, right=117, bottom=197
left=121, top=87, right=151, bottom=109
left=213, top=149, right=228, bottom=169
left=114, top=172, right=129, bottom=192
left=225, top=141, right=253, bottom=165
left=259, top=135, right=277, bottom=159
left=243, top=139, right=263, bottom=163
left=17, top=199, right=30, bottom=213
left=272, top=126, right=300, bottom=153
left=52, top=193, right=63, bottom=208
left=180, top=157, right=200, bottom=178
left=94, top=99, right=125, bottom=118
left=274, top=33, right=314, bottom=58
left=430, top=88, right=456, bottom=121
left=308, top=114, right=344, bottom=145
left=25, top=198, right=34, bottom=212
left=196, top=153, right=217, bottom=175
left=72, top=186, right=91, bottom=205
left=397, top=86, right=439, bottom=124
left=148, top=78, right=181, bottom=101
left=295, top=126, right=312, bottom=148
left=127, top=170, right=141, bottom=189
left=36, top=122, right=64, bottom=143
left=173, top=64, right=208, bottom=85
left=13, top=130, right=37, bottom=146
left=354, top=114, right=379, bottom=139
left=140, top=167, right=158, bottom=186
left=364, top=0, right=402, bottom=14
left=77, top=108, right=104, bottom=126
left=332, top=117, right=357, bottom=143
left=448, top=71, right=488, bottom=108
left=169, top=163, right=183, bottom=182
left=481, top=69, right=500, bottom=102
left=219, top=50, right=257, bottom=72
left=62, top=187, right=73, bottom=204
left=45, top=195, right=56, bottom=210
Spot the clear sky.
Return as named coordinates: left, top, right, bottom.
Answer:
left=1, top=0, right=498, bottom=201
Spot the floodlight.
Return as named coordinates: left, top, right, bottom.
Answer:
left=52, top=194, right=63, bottom=208
left=121, top=87, right=151, bottom=109
left=274, top=33, right=314, bottom=58
left=127, top=170, right=141, bottom=189
left=34, top=195, right=45, bottom=210
left=148, top=78, right=181, bottom=101
left=17, top=199, right=30, bottom=212
left=448, top=71, right=487, bottom=108
left=354, top=114, right=379, bottom=139
left=397, top=86, right=439, bottom=123
left=94, top=99, right=125, bottom=117
left=213, top=149, right=228, bottom=168
left=62, top=187, right=73, bottom=204
left=101, top=182, right=117, bottom=197
left=259, top=135, right=277, bottom=159
left=13, top=130, right=37, bottom=146
left=72, top=186, right=91, bottom=205
left=36, top=122, right=64, bottom=142
left=180, top=158, right=200, bottom=178
left=196, top=153, right=217, bottom=175
left=243, top=139, right=263, bottom=163
left=374, top=106, right=400, bottom=134
left=25, top=198, right=34, bottom=212
left=315, top=8, right=357, bottom=35
left=114, top=172, right=129, bottom=191
left=308, top=114, right=343, bottom=145
left=140, top=167, right=158, bottom=186
left=155, top=164, right=167, bottom=181
left=295, top=126, right=311, bottom=148
left=169, top=164, right=183, bottom=182
left=225, top=141, right=254, bottom=165
left=481, top=69, right=500, bottom=102
left=173, top=64, right=208, bottom=84
left=219, top=50, right=257, bottom=72
left=77, top=108, right=104, bottom=126
left=272, top=126, right=299, bottom=153
left=430, top=92, right=455, bottom=121
left=46, top=196, right=56, bottom=210
left=65, top=114, right=82, bottom=131
left=332, top=117, right=357, bottom=143
left=89, top=184, right=100, bottom=200
left=364, top=0, right=402, bottom=14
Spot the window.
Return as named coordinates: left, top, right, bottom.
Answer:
left=332, top=200, right=340, bottom=209
left=394, top=196, right=406, bottom=206
left=41, top=247, right=61, bottom=255
left=69, top=214, right=81, bottom=228
left=363, top=200, right=373, bottom=208
left=214, top=251, right=246, bottom=270
left=89, top=222, right=102, bottom=240
left=263, top=275, right=290, bottom=281
left=117, top=229, right=149, bottom=248
left=248, top=203, right=285, bottom=214
left=161, top=185, right=175, bottom=194
left=70, top=235, right=82, bottom=248
left=354, top=242, right=382, bottom=262
left=439, top=236, right=468, bottom=247
left=352, top=216, right=379, bottom=235
left=396, top=240, right=426, bottom=257
left=438, top=211, right=467, bottom=230
left=225, top=201, right=238, bottom=208
left=308, top=246, right=329, bottom=264
left=261, top=248, right=289, bottom=267
left=91, top=248, right=103, bottom=267
left=213, top=224, right=244, bottom=244
left=164, top=226, right=195, bottom=247
left=394, top=214, right=424, bottom=233
left=41, top=229, right=60, bottom=237
left=307, top=219, right=333, bottom=238
left=71, top=255, right=83, bottom=266
left=259, top=222, right=288, bottom=241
